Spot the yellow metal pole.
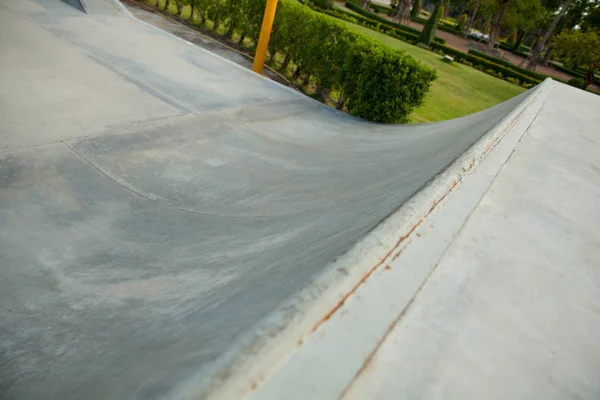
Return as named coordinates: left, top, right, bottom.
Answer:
left=252, top=0, right=279, bottom=74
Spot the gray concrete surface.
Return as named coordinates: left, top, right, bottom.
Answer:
left=0, top=1, right=579, bottom=399
left=121, top=1, right=288, bottom=85
left=342, top=83, right=600, bottom=400
left=244, top=82, right=600, bottom=400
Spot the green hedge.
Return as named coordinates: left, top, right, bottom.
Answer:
left=273, top=1, right=437, bottom=122
left=498, top=42, right=529, bottom=58
left=550, top=62, right=599, bottom=84
left=429, top=42, right=541, bottom=87
left=409, top=14, right=457, bottom=34
left=323, top=8, right=428, bottom=44
left=467, top=50, right=546, bottom=81
left=155, top=0, right=437, bottom=122
left=553, top=62, right=585, bottom=78
left=321, top=4, right=561, bottom=88
left=345, top=2, right=445, bottom=44
left=369, top=3, right=393, bottom=15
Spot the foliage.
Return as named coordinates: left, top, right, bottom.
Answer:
left=418, top=0, right=442, bottom=45
left=553, top=29, right=600, bottom=88
left=456, top=13, right=468, bottom=32
left=329, top=5, right=445, bottom=44
left=326, top=2, right=551, bottom=88
left=498, top=42, right=530, bottom=57
left=153, top=0, right=438, bottom=122
left=502, top=0, right=544, bottom=33
left=310, top=0, right=334, bottom=10
left=567, top=77, right=585, bottom=88
left=346, top=2, right=445, bottom=43
left=411, top=0, right=421, bottom=18
left=344, top=38, right=438, bottom=122
left=551, top=61, right=599, bottom=84
left=369, top=2, right=395, bottom=14
left=430, top=42, right=543, bottom=86
left=340, top=21, right=526, bottom=122
left=505, top=30, right=517, bottom=44
left=467, top=50, right=546, bottom=80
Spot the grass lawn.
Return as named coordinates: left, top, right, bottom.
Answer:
left=341, top=21, right=525, bottom=123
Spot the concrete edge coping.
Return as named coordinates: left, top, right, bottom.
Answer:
left=177, top=80, right=555, bottom=399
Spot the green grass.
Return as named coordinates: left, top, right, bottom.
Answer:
left=341, top=21, right=525, bottom=123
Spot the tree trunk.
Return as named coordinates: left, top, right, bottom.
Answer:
left=319, top=88, right=331, bottom=103
left=214, top=11, right=221, bottom=31
left=465, top=0, right=480, bottom=35
left=487, top=0, right=509, bottom=49
left=541, top=46, right=553, bottom=65
left=176, top=1, right=182, bottom=16
left=280, top=53, right=292, bottom=71
left=394, top=0, right=411, bottom=24
left=417, top=0, right=442, bottom=46
left=584, top=70, right=593, bottom=89
left=335, top=92, right=348, bottom=110
left=526, top=0, right=574, bottom=70
left=238, top=34, right=246, bottom=45
left=360, top=0, right=370, bottom=9
left=293, top=66, right=302, bottom=80
left=191, top=5, right=196, bottom=22
left=226, top=22, right=236, bottom=37
left=302, top=74, right=311, bottom=86
left=584, top=61, right=600, bottom=89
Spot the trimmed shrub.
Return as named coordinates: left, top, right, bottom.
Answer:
left=344, top=37, right=437, bottom=122
left=430, top=42, right=542, bottom=87
left=455, top=14, right=467, bottom=33
left=567, top=77, right=585, bottom=89
left=506, top=30, right=517, bottom=45
left=498, top=42, right=529, bottom=58
left=322, top=8, right=424, bottom=43
left=551, top=62, right=599, bottom=85
left=310, top=0, right=334, bottom=9
left=410, top=0, right=421, bottom=18
left=418, top=2, right=442, bottom=46
left=274, top=1, right=437, bottom=122
left=158, top=0, right=436, bottom=122
left=467, top=50, right=546, bottom=81
left=369, top=3, right=393, bottom=15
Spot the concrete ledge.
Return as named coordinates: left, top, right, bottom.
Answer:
left=182, top=80, right=556, bottom=399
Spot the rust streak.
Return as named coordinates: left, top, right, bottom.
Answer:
left=311, top=175, right=467, bottom=334
left=427, top=177, right=462, bottom=215
left=311, top=220, right=423, bottom=332
left=339, top=255, right=443, bottom=399
left=308, top=112, right=529, bottom=355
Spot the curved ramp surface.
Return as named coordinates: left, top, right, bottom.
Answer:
left=0, top=0, right=540, bottom=399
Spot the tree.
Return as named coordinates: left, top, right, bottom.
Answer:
left=456, top=13, right=468, bottom=32
left=418, top=0, right=443, bottom=45
left=411, top=0, right=422, bottom=18
left=502, top=0, right=544, bottom=50
left=553, top=29, right=600, bottom=88
left=525, top=0, right=574, bottom=70
left=464, top=0, right=482, bottom=34
left=487, top=0, right=509, bottom=49
left=583, top=2, right=600, bottom=30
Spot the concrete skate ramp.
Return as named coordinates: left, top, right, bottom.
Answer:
left=0, top=0, right=541, bottom=399
left=61, top=0, right=87, bottom=13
